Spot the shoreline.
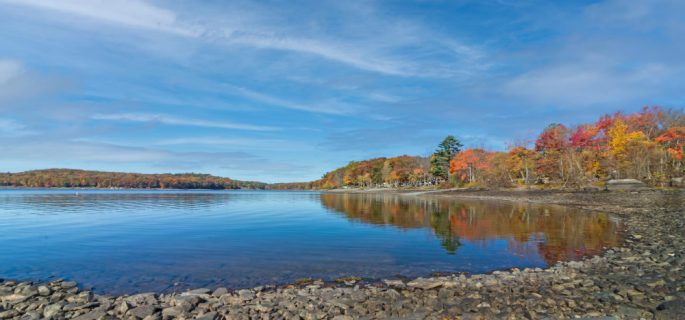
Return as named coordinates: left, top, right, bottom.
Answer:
left=2, top=189, right=683, bottom=319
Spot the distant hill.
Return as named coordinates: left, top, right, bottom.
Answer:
left=0, top=169, right=267, bottom=190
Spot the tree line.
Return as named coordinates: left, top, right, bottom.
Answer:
left=278, top=106, right=684, bottom=189
left=0, top=169, right=267, bottom=189
left=2, top=107, right=682, bottom=190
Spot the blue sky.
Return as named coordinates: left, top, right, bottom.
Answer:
left=0, top=0, right=683, bottom=182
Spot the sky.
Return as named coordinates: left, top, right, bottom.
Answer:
left=0, top=0, right=683, bottom=183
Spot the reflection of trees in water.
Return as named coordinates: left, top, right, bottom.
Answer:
left=319, top=193, right=623, bottom=263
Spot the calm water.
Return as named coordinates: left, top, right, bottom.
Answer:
left=0, top=189, right=623, bottom=294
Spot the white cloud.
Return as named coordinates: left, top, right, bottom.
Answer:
left=503, top=63, right=673, bottom=106
left=156, top=137, right=282, bottom=147
left=0, top=0, right=485, bottom=78
left=224, top=84, right=355, bottom=115
left=92, top=113, right=278, bottom=131
left=0, top=0, right=196, bottom=36
left=0, top=59, right=23, bottom=84
left=0, top=59, right=68, bottom=106
left=0, top=118, right=36, bottom=137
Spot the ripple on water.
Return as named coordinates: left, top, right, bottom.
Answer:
left=0, top=189, right=623, bottom=294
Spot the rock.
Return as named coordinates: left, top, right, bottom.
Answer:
left=142, top=314, right=161, bottom=320
left=72, top=309, right=107, bottom=320
left=186, top=288, right=210, bottom=295
left=211, top=287, right=228, bottom=297
left=118, top=301, right=131, bottom=314
left=43, top=304, right=62, bottom=318
left=1, top=293, right=29, bottom=303
left=617, top=305, right=651, bottom=319
left=332, top=316, right=353, bottom=320
left=162, top=306, right=183, bottom=318
left=237, top=289, right=255, bottom=301
left=61, top=281, right=78, bottom=289
left=0, top=310, right=18, bottom=319
left=38, top=285, right=52, bottom=296
left=383, top=279, right=406, bottom=288
left=606, top=179, right=647, bottom=191
left=127, top=305, right=160, bottom=319
left=656, top=299, right=685, bottom=320
left=19, top=311, right=41, bottom=320
left=407, top=278, right=443, bottom=290
left=195, top=311, right=217, bottom=320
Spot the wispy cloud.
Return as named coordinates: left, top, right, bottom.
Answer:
left=92, top=113, right=278, bottom=131
left=0, top=118, right=37, bottom=137
left=0, top=0, right=485, bottom=78
left=224, top=84, right=357, bottom=115
left=502, top=62, right=673, bottom=107
left=0, top=0, right=196, bottom=36
left=0, top=58, right=66, bottom=106
left=155, top=137, right=284, bottom=147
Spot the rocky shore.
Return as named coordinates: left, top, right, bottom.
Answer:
left=2, top=189, right=683, bottom=319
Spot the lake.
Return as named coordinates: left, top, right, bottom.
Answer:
left=0, top=189, right=623, bottom=294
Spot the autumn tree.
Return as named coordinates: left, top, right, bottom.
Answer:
left=449, top=149, right=491, bottom=184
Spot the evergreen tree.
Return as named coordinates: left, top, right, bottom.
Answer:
left=430, top=135, right=463, bottom=181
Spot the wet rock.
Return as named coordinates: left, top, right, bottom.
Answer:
left=383, top=279, right=406, bottom=289
left=407, top=278, right=444, bottom=290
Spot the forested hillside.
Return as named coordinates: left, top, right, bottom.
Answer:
left=282, top=106, right=684, bottom=189
left=0, top=169, right=267, bottom=189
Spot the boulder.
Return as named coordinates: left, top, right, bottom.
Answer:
left=606, top=179, right=647, bottom=191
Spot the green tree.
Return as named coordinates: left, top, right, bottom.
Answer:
left=430, top=135, right=463, bottom=181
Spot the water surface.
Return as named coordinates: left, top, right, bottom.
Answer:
left=0, top=189, right=622, bottom=294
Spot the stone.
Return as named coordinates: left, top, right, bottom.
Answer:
left=38, top=286, right=52, bottom=296
left=162, top=306, right=183, bottom=318
left=43, top=304, right=62, bottom=318
left=605, top=179, right=647, bottom=191
left=195, top=311, right=217, bottom=320
left=61, top=281, right=78, bottom=289
left=617, top=305, right=651, bottom=319
left=0, top=310, right=19, bottom=319
left=118, top=301, right=131, bottom=314
left=212, top=287, right=228, bottom=297
left=383, top=279, right=406, bottom=288
left=142, top=314, right=161, bottom=320
left=127, top=305, right=159, bottom=319
left=655, top=299, right=685, bottom=320
left=237, top=289, right=255, bottom=301
left=72, top=309, right=107, bottom=320
left=186, top=288, right=210, bottom=295
left=19, top=311, right=41, bottom=320
left=407, top=278, right=443, bottom=290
